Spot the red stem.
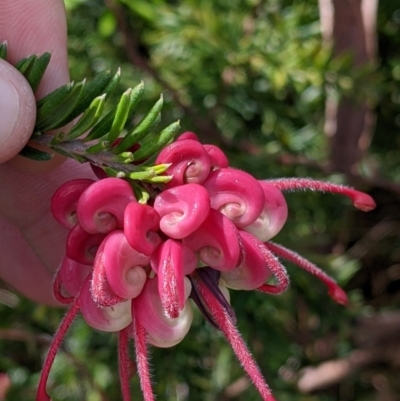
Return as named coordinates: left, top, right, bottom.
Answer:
left=53, top=270, right=74, bottom=304
left=257, top=245, right=290, bottom=295
left=197, top=279, right=277, bottom=401
left=132, top=313, right=155, bottom=401
left=266, top=178, right=376, bottom=211
left=36, top=298, right=80, bottom=401
left=265, top=241, right=348, bottom=305
left=118, top=328, right=133, bottom=401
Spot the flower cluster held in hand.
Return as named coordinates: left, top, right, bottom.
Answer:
left=37, top=132, right=376, bottom=401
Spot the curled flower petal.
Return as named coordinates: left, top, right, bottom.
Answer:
left=244, top=182, right=288, bottom=241
left=53, top=256, right=92, bottom=303
left=77, top=178, right=136, bottom=234
left=102, top=230, right=150, bottom=300
left=221, top=231, right=272, bottom=290
left=80, top=276, right=132, bottom=332
left=133, top=277, right=193, bottom=348
left=150, top=239, right=197, bottom=318
left=66, top=224, right=106, bottom=265
left=203, top=144, right=229, bottom=170
left=203, top=168, right=265, bottom=228
left=154, top=184, right=210, bottom=239
left=155, top=139, right=211, bottom=188
left=124, top=202, right=162, bottom=255
left=51, top=179, right=95, bottom=229
left=266, top=178, right=376, bottom=212
left=183, top=209, right=240, bottom=271
left=177, top=131, right=199, bottom=141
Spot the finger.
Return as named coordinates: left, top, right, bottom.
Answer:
left=0, top=0, right=69, bottom=99
left=0, top=59, right=36, bottom=163
left=0, top=0, right=69, bottom=169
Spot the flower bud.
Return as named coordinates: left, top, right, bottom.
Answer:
left=80, top=277, right=132, bottom=332
left=155, top=139, right=211, bottom=188
left=151, top=239, right=197, bottom=318
left=244, top=182, right=288, bottom=241
left=154, top=184, right=210, bottom=239
left=183, top=209, right=240, bottom=271
left=133, top=277, right=193, bottom=348
left=101, top=230, right=149, bottom=300
left=221, top=231, right=271, bottom=290
left=51, top=179, right=95, bottom=229
left=203, top=168, right=265, bottom=228
left=66, top=224, right=106, bottom=265
left=124, top=202, right=162, bottom=255
left=77, top=178, right=136, bottom=234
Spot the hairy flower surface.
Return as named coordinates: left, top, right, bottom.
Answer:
left=38, top=133, right=376, bottom=401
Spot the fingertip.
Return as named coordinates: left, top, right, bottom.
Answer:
left=0, top=59, right=36, bottom=163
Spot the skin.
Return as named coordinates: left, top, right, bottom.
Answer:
left=0, top=0, right=95, bottom=304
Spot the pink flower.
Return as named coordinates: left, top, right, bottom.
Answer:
left=38, top=133, right=376, bottom=401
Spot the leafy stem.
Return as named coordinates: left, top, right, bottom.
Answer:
left=0, top=41, right=179, bottom=184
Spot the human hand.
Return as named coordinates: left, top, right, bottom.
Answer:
left=0, top=0, right=95, bottom=305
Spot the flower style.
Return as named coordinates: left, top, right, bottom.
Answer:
left=37, top=133, right=376, bottom=401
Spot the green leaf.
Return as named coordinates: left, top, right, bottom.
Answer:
left=0, top=41, right=7, bottom=59
left=107, top=88, right=132, bottom=143
left=15, top=55, right=36, bottom=75
left=86, top=140, right=110, bottom=154
left=132, top=121, right=180, bottom=161
left=102, top=69, right=121, bottom=99
left=19, top=145, right=53, bottom=161
left=120, top=0, right=156, bottom=22
left=113, top=94, right=163, bottom=153
left=63, top=94, right=106, bottom=141
left=84, top=109, right=116, bottom=142
left=24, top=52, right=51, bottom=92
left=35, top=81, right=85, bottom=131
left=62, top=70, right=114, bottom=125
left=84, top=79, right=141, bottom=143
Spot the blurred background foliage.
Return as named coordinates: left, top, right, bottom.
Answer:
left=1, top=0, right=400, bottom=400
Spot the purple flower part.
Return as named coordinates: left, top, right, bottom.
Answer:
left=203, top=144, right=229, bottom=170
left=66, top=224, right=106, bottom=265
left=54, top=256, right=92, bottom=302
left=132, top=277, right=193, bottom=348
left=80, top=276, right=133, bottom=332
left=124, top=202, right=162, bottom=255
left=51, top=179, right=95, bottom=229
left=155, top=139, right=211, bottom=188
left=150, top=239, right=197, bottom=318
left=189, top=268, right=236, bottom=329
left=77, top=178, right=136, bottom=234
left=244, top=182, right=288, bottom=241
left=266, top=178, right=376, bottom=212
left=203, top=168, right=265, bottom=228
left=221, top=231, right=272, bottom=290
left=176, top=131, right=199, bottom=141
left=101, top=230, right=150, bottom=300
left=154, top=183, right=211, bottom=239
left=183, top=209, right=241, bottom=271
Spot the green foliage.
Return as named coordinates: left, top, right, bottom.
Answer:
left=2, top=1, right=399, bottom=401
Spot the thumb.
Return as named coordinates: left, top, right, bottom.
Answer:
left=0, top=58, right=36, bottom=163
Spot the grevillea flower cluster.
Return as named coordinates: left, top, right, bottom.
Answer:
left=37, top=132, right=376, bottom=401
